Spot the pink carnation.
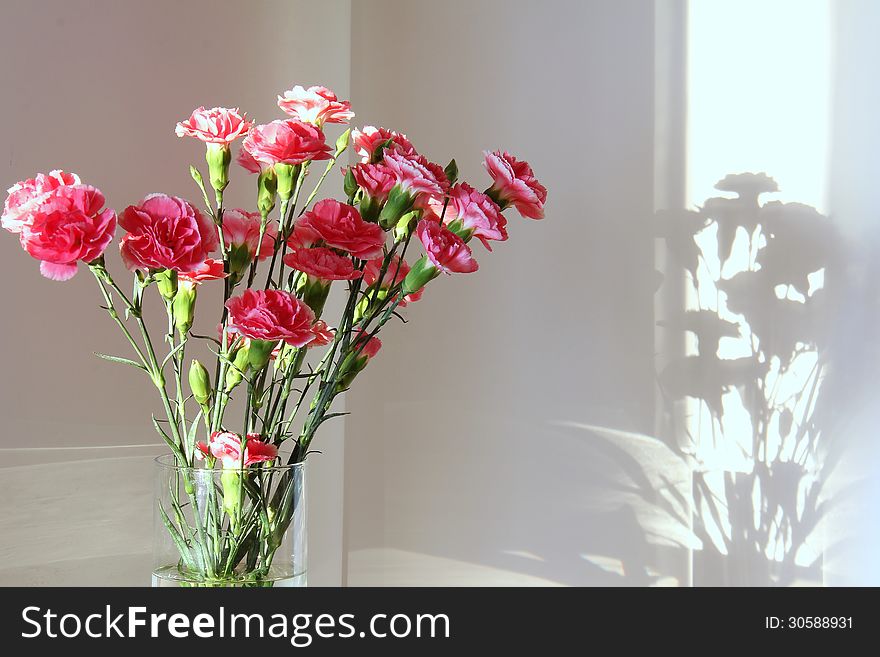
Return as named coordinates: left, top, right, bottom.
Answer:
left=175, top=106, right=252, bottom=145
left=309, top=320, right=335, bottom=347
left=283, top=247, right=362, bottom=281
left=349, top=163, right=396, bottom=203
left=236, top=147, right=264, bottom=174
left=277, top=85, right=354, bottom=126
left=178, top=258, right=226, bottom=284
left=352, top=126, right=416, bottom=163
left=222, top=208, right=276, bottom=259
left=483, top=151, right=547, bottom=220
left=442, top=182, right=508, bottom=250
left=416, top=219, right=478, bottom=275
left=382, top=150, right=444, bottom=199
left=197, top=431, right=278, bottom=468
left=225, top=288, right=316, bottom=347
left=240, top=119, right=331, bottom=169
left=18, top=184, right=117, bottom=281
left=293, top=199, right=385, bottom=260
left=363, top=254, right=422, bottom=304
left=352, top=328, right=382, bottom=360
left=120, top=194, right=219, bottom=272
left=2, top=170, right=81, bottom=234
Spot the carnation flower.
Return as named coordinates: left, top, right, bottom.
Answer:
left=225, top=288, right=316, bottom=347
left=438, top=182, right=508, bottom=250
left=483, top=150, right=547, bottom=219
left=382, top=150, right=445, bottom=199
left=2, top=170, right=81, bottom=234
left=222, top=209, right=276, bottom=260
left=351, top=126, right=416, bottom=163
left=120, top=194, right=218, bottom=272
left=308, top=320, right=335, bottom=347
left=196, top=431, right=278, bottom=468
left=277, top=85, right=354, bottom=126
left=175, top=107, right=252, bottom=145
left=363, top=254, right=423, bottom=304
left=349, top=162, right=396, bottom=204
left=240, top=119, right=331, bottom=169
left=178, top=258, right=227, bottom=284
left=236, top=147, right=264, bottom=174
left=293, top=199, right=385, bottom=260
left=18, top=184, right=117, bottom=281
left=283, top=247, right=362, bottom=281
left=352, top=328, right=382, bottom=360
left=415, top=219, right=478, bottom=274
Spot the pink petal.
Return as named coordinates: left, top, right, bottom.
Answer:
left=39, top=260, right=78, bottom=281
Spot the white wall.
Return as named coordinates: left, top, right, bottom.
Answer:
left=0, top=0, right=350, bottom=585
left=344, top=0, right=677, bottom=585
left=822, top=0, right=880, bottom=586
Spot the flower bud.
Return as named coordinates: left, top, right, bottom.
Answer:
left=172, top=281, right=197, bottom=336
left=154, top=269, right=178, bottom=301
left=188, top=359, right=212, bottom=407
left=205, top=143, right=231, bottom=194
left=400, top=255, right=437, bottom=297
left=335, top=128, right=351, bottom=154
left=257, top=167, right=278, bottom=216
left=224, top=346, right=250, bottom=392
left=336, top=333, right=381, bottom=392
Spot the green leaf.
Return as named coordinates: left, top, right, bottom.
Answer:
left=343, top=167, right=358, bottom=198
left=444, top=158, right=459, bottom=186
left=158, top=501, right=196, bottom=571
left=152, top=414, right=180, bottom=457
left=190, top=165, right=213, bottom=215
left=93, top=352, right=147, bottom=371
left=161, top=340, right=187, bottom=368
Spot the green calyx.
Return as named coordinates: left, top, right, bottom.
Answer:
left=392, top=211, right=420, bottom=242
left=205, top=143, right=231, bottom=194
left=378, top=185, right=415, bottom=230
left=172, top=282, right=197, bottom=336
left=247, top=339, right=277, bottom=372
left=257, top=168, right=278, bottom=216
left=400, top=256, right=437, bottom=297
left=444, top=218, right=474, bottom=242
left=227, top=243, right=253, bottom=285
left=300, top=276, right=331, bottom=318
left=155, top=269, right=178, bottom=301
left=275, top=163, right=298, bottom=202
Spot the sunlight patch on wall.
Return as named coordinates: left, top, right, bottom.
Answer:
left=687, top=0, right=831, bottom=213
left=682, top=0, right=831, bottom=573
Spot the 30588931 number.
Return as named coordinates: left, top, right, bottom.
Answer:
left=765, top=617, right=853, bottom=629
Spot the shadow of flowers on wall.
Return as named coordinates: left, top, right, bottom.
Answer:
left=656, top=173, right=841, bottom=585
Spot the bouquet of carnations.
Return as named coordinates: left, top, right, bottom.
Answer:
left=2, top=84, right=546, bottom=586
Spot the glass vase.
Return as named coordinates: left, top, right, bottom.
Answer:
left=152, top=455, right=306, bottom=587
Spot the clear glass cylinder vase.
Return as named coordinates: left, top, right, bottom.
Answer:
left=152, top=455, right=306, bottom=587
